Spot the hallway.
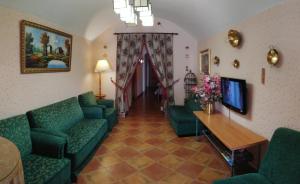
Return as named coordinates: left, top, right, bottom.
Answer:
left=78, top=94, right=230, bottom=184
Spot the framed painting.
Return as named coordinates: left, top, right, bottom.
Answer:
left=199, top=49, right=211, bottom=75
left=20, top=20, right=72, bottom=74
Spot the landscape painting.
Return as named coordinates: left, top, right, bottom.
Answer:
left=20, top=20, right=72, bottom=73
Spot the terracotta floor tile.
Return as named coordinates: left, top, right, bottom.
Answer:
left=191, top=152, right=215, bottom=166
left=127, top=128, right=141, bottom=135
left=126, top=155, right=154, bottom=169
left=159, top=172, right=193, bottom=184
left=95, top=145, right=109, bottom=156
left=97, top=154, right=122, bottom=167
left=208, top=157, right=230, bottom=173
left=122, top=137, right=142, bottom=146
left=106, top=162, right=136, bottom=180
left=158, top=142, right=181, bottom=153
left=177, top=162, right=205, bottom=178
left=79, top=94, right=230, bottom=183
left=115, top=147, right=140, bottom=159
left=81, top=158, right=100, bottom=173
left=142, top=163, right=172, bottom=181
left=145, top=138, right=165, bottom=146
left=173, top=147, right=196, bottom=159
left=197, top=168, right=228, bottom=183
left=122, top=173, right=153, bottom=184
left=143, top=148, right=168, bottom=160
left=171, top=137, right=193, bottom=145
left=85, top=168, right=115, bottom=184
left=159, top=155, right=183, bottom=169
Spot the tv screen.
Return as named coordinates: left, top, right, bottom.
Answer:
left=221, top=77, right=247, bottom=114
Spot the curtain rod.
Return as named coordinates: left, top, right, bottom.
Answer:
left=114, top=32, right=178, bottom=35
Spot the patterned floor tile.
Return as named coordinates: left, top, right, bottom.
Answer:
left=105, top=162, right=136, bottom=180
left=142, top=163, right=172, bottom=181
left=143, top=148, right=168, bottom=160
left=176, top=162, right=205, bottom=178
left=78, top=93, right=230, bottom=183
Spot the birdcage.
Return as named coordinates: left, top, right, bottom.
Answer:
left=184, top=70, right=197, bottom=98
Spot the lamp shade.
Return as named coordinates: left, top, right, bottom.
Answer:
left=95, top=59, right=110, bottom=73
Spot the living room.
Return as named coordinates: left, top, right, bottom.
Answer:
left=0, top=0, right=299, bottom=184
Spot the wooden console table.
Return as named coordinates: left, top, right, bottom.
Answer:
left=193, top=111, right=267, bottom=175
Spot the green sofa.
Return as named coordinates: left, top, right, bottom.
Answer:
left=167, top=98, right=204, bottom=136
left=27, top=97, right=108, bottom=180
left=214, top=128, right=300, bottom=184
left=78, top=91, right=118, bottom=131
left=0, top=115, right=71, bottom=184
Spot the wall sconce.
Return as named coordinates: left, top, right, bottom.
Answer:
left=228, top=29, right=242, bottom=48
left=267, top=46, right=280, bottom=66
left=213, top=56, right=220, bottom=65
left=233, top=59, right=240, bottom=68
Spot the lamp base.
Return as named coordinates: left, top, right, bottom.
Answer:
left=96, top=94, right=106, bottom=100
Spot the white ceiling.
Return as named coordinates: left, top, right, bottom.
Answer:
left=0, top=0, right=284, bottom=41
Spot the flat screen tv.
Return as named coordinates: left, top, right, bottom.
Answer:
left=221, top=77, right=247, bottom=114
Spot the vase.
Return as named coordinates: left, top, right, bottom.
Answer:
left=204, top=103, right=214, bottom=114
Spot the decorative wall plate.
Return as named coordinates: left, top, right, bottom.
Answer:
left=228, top=29, right=242, bottom=48
left=267, top=48, right=280, bottom=66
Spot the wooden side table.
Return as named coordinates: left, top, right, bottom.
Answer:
left=0, top=137, right=24, bottom=184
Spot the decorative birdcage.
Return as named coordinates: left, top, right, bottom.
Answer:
left=184, top=70, right=197, bottom=98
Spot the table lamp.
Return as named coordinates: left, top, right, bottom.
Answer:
left=95, top=59, right=110, bottom=97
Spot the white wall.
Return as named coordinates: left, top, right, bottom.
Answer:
left=0, top=6, right=96, bottom=119
left=199, top=0, right=300, bottom=139
left=90, top=18, right=198, bottom=105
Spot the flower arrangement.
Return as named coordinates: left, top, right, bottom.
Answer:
left=192, top=74, right=222, bottom=109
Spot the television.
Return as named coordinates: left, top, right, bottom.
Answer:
left=221, top=77, right=247, bottom=115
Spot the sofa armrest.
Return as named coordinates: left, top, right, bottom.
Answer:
left=31, top=130, right=68, bottom=159
left=97, top=99, right=114, bottom=108
left=81, top=106, right=104, bottom=119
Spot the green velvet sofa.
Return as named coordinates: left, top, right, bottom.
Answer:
left=27, top=97, right=108, bottom=181
left=167, top=98, right=204, bottom=136
left=0, top=115, right=71, bottom=184
left=214, top=127, right=300, bottom=184
left=78, top=91, right=118, bottom=131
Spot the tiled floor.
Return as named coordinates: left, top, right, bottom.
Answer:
left=78, top=92, right=230, bottom=184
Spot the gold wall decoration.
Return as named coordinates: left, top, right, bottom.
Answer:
left=228, top=29, right=242, bottom=48
left=213, top=56, right=220, bottom=65
left=267, top=48, right=280, bottom=66
left=233, top=59, right=240, bottom=68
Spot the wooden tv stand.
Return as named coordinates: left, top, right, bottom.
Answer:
left=193, top=111, right=267, bottom=176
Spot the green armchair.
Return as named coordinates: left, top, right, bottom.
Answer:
left=167, top=98, right=204, bottom=136
left=214, top=128, right=300, bottom=184
left=78, top=91, right=118, bottom=131
left=0, top=115, right=71, bottom=184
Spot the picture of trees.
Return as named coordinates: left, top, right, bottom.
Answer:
left=20, top=20, right=72, bottom=73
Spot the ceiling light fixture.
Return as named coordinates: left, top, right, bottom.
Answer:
left=113, top=0, right=154, bottom=26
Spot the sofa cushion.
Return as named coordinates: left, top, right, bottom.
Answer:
left=23, top=154, right=70, bottom=184
left=214, top=173, right=271, bottom=184
left=28, top=97, right=84, bottom=131
left=78, top=91, right=98, bottom=106
left=65, top=119, right=106, bottom=154
left=0, top=115, right=32, bottom=158
left=259, top=128, right=300, bottom=184
left=64, top=119, right=108, bottom=170
left=168, top=106, right=195, bottom=123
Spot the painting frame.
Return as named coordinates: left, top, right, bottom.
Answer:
left=20, top=20, right=72, bottom=74
left=199, top=49, right=211, bottom=75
